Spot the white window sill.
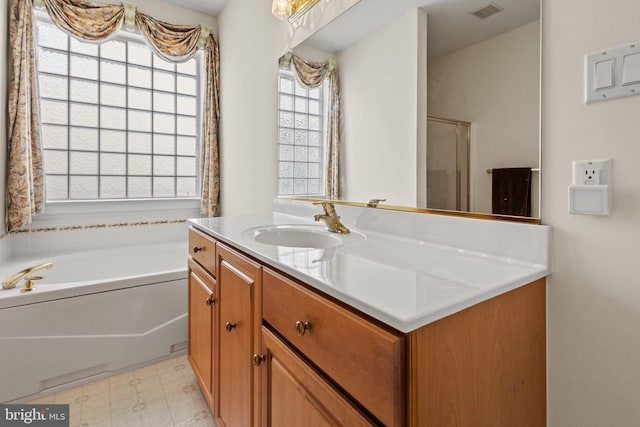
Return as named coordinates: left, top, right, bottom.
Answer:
left=30, top=198, right=201, bottom=229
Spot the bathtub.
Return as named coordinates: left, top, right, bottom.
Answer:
left=0, top=242, right=188, bottom=403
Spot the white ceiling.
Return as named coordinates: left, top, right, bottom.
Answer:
left=303, top=0, right=540, bottom=59
left=163, top=0, right=229, bottom=16
left=171, top=0, right=539, bottom=60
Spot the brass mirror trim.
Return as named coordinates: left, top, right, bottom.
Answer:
left=279, top=196, right=541, bottom=224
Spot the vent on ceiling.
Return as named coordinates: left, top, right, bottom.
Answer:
left=470, top=3, right=503, bottom=19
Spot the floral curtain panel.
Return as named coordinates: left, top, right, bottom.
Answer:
left=280, top=52, right=341, bottom=200
left=199, top=35, right=221, bottom=217
left=6, top=0, right=220, bottom=231
left=7, top=0, right=44, bottom=231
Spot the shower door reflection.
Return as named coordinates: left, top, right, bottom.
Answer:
left=426, top=116, right=470, bottom=211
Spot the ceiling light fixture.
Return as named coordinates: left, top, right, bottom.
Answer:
left=272, top=0, right=321, bottom=22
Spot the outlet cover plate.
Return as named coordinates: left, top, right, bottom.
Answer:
left=572, top=159, right=611, bottom=185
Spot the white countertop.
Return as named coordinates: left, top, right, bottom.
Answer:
left=190, top=200, right=551, bottom=333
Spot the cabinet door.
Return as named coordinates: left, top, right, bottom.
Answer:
left=263, top=268, right=405, bottom=426
left=217, top=243, right=262, bottom=427
left=262, top=327, right=375, bottom=427
left=187, top=258, right=215, bottom=407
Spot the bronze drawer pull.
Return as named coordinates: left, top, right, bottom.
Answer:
left=193, top=246, right=203, bottom=253
left=252, top=354, right=266, bottom=367
left=295, top=320, right=311, bottom=336
left=205, top=297, right=214, bottom=306
left=225, top=322, right=237, bottom=332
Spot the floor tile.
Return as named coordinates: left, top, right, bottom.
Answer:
left=111, top=411, right=142, bottom=427
left=25, top=356, right=217, bottom=427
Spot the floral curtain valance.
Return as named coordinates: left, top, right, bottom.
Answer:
left=42, top=0, right=125, bottom=40
left=136, top=12, right=205, bottom=61
left=279, top=52, right=341, bottom=200
left=6, top=0, right=220, bottom=231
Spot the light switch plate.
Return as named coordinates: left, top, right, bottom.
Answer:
left=585, top=41, right=640, bottom=103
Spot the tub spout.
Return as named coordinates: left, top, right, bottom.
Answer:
left=2, top=262, right=54, bottom=290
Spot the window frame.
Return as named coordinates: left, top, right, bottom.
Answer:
left=32, top=10, right=203, bottom=224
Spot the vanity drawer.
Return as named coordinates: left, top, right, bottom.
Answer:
left=263, top=268, right=405, bottom=427
left=189, top=227, right=217, bottom=275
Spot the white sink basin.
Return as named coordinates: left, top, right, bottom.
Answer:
left=243, top=224, right=364, bottom=249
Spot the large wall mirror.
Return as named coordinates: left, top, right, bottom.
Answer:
left=282, top=0, right=541, bottom=220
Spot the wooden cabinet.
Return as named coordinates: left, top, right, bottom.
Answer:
left=262, top=268, right=404, bottom=426
left=262, top=326, right=375, bottom=427
left=188, top=227, right=546, bottom=427
left=216, top=243, right=263, bottom=427
left=188, top=231, right=264, bottom=427
left=187, top=229, right=217, bottom=410
left=407, top=278, right=547, bottom=427
left=261, top=269, right=545, bottom=427
left=189, top=227, right=217, bottom=274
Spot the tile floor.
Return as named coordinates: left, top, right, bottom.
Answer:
left=27, top=354, right=217, bottom=427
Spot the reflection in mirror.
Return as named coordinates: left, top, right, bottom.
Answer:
left=426, top=116, right=470, bottom=211
left=285, top=0, right=541, bottom=219
left=277, top=55, right=334, bottom=198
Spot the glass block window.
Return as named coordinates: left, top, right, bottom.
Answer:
left=35, top=19, right=200, bottom=201
left=277, top=70, right=326, bottom=196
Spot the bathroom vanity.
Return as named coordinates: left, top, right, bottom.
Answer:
left=187, top=199, right=550, bottom=427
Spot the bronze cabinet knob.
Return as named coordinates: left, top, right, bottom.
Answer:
left=295, top=320, right=310, bottom=336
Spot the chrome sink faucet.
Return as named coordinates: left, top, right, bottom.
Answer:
left=313, top=201, right=350, bottom=234
left=2, top=262, right=54, bottom=290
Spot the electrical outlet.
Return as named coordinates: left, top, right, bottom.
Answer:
left=572, top=159, right=611, bottom=186
left=579, top=167, right=600, bottom=185
left=570, top=159, right=612, bottom=215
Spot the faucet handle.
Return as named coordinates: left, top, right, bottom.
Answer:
left=22, top=275, right=43, bottom=292
left=367, top=198, right=386, bottom=207
left=312, top=200, right=335, bottom=215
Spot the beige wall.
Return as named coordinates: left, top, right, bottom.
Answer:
left=216, top=0, right=288, bottom=215
left=543, top=1, right=640, bottom=426
left=102, top=0, right=217, bottom=29
left=292, top=43, right=334, bottom=62
left=428, top=20, right=540, bottom=216
left=337, top=8, right=427, bottom=207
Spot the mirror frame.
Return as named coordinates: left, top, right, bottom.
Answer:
left=279, top=196, right=541, bottom=224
